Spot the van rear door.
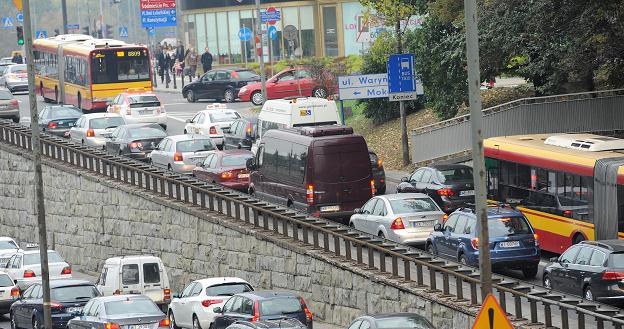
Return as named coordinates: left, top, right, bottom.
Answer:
left=120, top=261, right=142, bottom=294
left=141, top=259, right=164, bottom=303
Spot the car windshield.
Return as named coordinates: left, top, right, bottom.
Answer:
left=51, top=285, right=99, bottom=302
left=128, top=95, right=160, bottom=108
left=0, top=90, right=13, bottom=99
left=436, top=167, right=473, bottom=183
left=176, top=139, right=215, bottom=152
left=209, top=112, right=240, bottom=123
left=127, top=127, right=166, bottom=138
left=375, top=316, right=435, bottom=329
left=105, top=298, right=161, bottom=315
left=489, top=216, right=532, bottom=237
left=389, top=198, right=440, bottom=213
left=259, top=297, right=302, bottom=316
left=48, top=107, right=82, bottom=119
left=23, top=251, right=64, bottom=265
left=222, top=154, right=253, bottom=167
left=234, top=70, right=258, bottom=80
left=0, top=274, right=13, bottom=287
left=205, top=283, right=253, bottom=296
left=0, top=240, right=18, bottom=250
left=90, top=117, right=125, bottom=129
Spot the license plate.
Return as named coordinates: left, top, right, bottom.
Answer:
left=412, top=220, right=435, bottom=228
left=238, top=173, right=249, bottom=179
left=140, top=110, right=152, bottom=115
left=0, top=291, right=4, bottom=297
left=0, top=105, right=7, bottom=110
left=130, top=325, right=151, bottom=329
left=499, top=241, right=520, bottom=248
left=460, top=190, right=475, bottom=196
left=320, top=205, right=340, bottom=212
left=67, top=307, right=82, bottom=314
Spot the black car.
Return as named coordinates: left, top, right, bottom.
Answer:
left=369, top=150, right=386, bottom=195
left=226, top=319, right=306, bottom=329
left=105, top=123, right=167, bottom=161
left=183, top=68, right=260, bottom=103
left=397, top=164, right=475, bottom=213
left=10, top=279, right=100, bottom=329
left=223, top=118, right=258, bottom=150
left=68, top=295, right=169, bottom=329
left=543, top=240, right=624, bottom=305
left=212, top=291, right=313, bottom=329
left=346, top=313, right=435, bottom=329
left=39, top=105, right=83, bottom=138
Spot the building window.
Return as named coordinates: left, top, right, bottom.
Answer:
left=240, top=10, right=254, bottom=63
left=322, top=6, right=338, bottom=57
left=187, top=15, right=196, bottom=50
left=216, top=12, right=229, bottom=64
left=206, top=13, right=218, bottom=58
left=196, top=14, right=207, bottom=59
left=228, top=11, right=242, bottom=64
left=299, top=6, right=315, bottom=57
left=281, top=6, right=299, bottom=59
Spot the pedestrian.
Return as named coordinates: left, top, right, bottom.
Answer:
left=169, top=52, right=176, bottom=74
left=201, top=48, right=213, bottom=74
left=11, top=53, right=23, bottom=64
left=156, top=46, right=170, bottom=84
left=184, top=47, right=198, bottom=81
left=175, top=40, right=185, bottom=74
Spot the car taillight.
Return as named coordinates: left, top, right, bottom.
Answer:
left=471, top=237, right=479, bottom=250
left=61, top=267, right=72, bottom=275
left=251, top=301, right=260, bottom=322
left=105, top=323, right=120, bottom=329
left=306, top=184, right=314, bottom=205
left=299, top=297, right=313, bottom=322
left=50, top=302, right=63, bottom=309
left=390, top=217, right=405, bottom=230
left=563, top=210, right=573, bottom=217
left=201, top=299, right=223, bottom=307
left=164, top=288, right=171, bottom=300
left=158, top=319, right=171, bottom=328
left=173, top=152, right=183, bottom=161
left=209, top=126, right=217, bottom=134
left=129, top=141, right=143, bottom=149
left=9, top=99, right=18, bottom=106
left=221, top=171, right=234, bottom=180
left=371, top=179, right=376, bottom=196
left=377, top=159, right=383, bottom=168
left=437, top=188, right=455, bottom=196
left=442, top=214, right=449, bottom=223
left=23, top=270, right=35, bottom=278
left=47, top=121, right=58, bottom=129
left=10, top=287, right=19, bottom=298
left=603, top=271, right=624, bottom=281
left=246, top=124, right=252, bottom=137
left=86, top=129, right=95, bottom=137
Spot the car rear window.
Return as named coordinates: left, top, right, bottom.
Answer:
left=127, top=127, right=166, bottom=138
left=9, top=65, right=26, bottom=73
left=259, top=297, right=302, bottom=316
left=234, top=70, right=258, bottom=80
left=375, top=316, right=434, bottom=329
left=222, top=154, right=253, bottom=167
left=105, top=298, right=160, bottom=315
left=23, top=251, right=64, bottom=265
left=0, top=274, right=13, bottom=287
left=209, top=112, right=240, bottom=123
left=489, top=216, right=532, bottom=237
left=436, top=167, right=473, bottom=183
left=48, top=107, right=82, bottom=119
left=89, top=117, right=125, bottom=129
left=610, top=253, right=624, bottom=268
left=51, top=285, right=99, bottom=302
left=128, top=95, right=160, bottom=108
left=176, top=139, right=215, bottom=152
left=0, top=90, right=13, bottom=99
left=205, top=283, right=253, bottom=296
left=143, top=263, right=160, bottom=284
left=389, top=198, right=440, bottom=213
left=0, top=240, right=18, bottom=250
left=122, top=264, right=139, bottom=285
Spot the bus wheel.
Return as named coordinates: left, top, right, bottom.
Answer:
left=572, top=233, right=585, bottom=245
left=77, top=93, right=82, bottom=110
left=54, top=87, right=59, bottom=104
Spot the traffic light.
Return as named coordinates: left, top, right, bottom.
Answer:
left=16, top=26, right=24, bottom=45
left=105, top=24, right=113, bottom=38
left=82, top=26, right=90, bottom=35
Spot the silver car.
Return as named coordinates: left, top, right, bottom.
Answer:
left=0, top=64, right=28, bottom=93
left=349, top=193, right=445, bottom=245
left=69, top=113, right=125, bottom=149
left=149, top=134, right=218, bottom=174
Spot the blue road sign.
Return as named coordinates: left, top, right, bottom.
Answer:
left=141, top=9, right=176, bottom=28
left=268, top=26, right=277, bottom=40
left=338, top=74, right=389, bottom=100
left=119, top=26, right=129, bottom=38
left=238, top=27, right=252, bottom=41
left=36, top=30, right=48, bottom=39
left=2, top=17, right=14, bottom=29
left=387, top=53, right=423, bottom=101
left=66, top=24, right=79, bottom=30
left=261, top=10, right=281, bottom=23
left=16, top=12, right=23, bottom=23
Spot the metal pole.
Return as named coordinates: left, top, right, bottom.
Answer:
left=61, top=0, right=68, bottom=34
left=22, top=1, right=52, bottom=329
left=99, top=0, right=104, bottom=38
left=255, top=0, right=266, bottom=104
left=464, top=0, right=491, bottom=298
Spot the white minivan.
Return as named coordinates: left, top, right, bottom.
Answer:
left=252, top=97, right=341, bottom=153
left=96, top=255, right=171, bottom=310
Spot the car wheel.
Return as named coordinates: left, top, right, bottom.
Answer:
left=223, top=89, right=235, bottom=103
left=312, top=87, right=328, bottom=98
left=186, top=90, right=196, bottom=103
left=378, top=231, right=385, bottom=239
left=168, top=164, right=172, bottom=172
left=169, top=312, right=180, bottom=329
left=584, top=286, right=594, bottom=301
left=193, top=315, right=202, bottom=329
left=522, top=266, right=538, bottom=279
left=543, top=274, right=552, bottom=289
left=10, top=312, right=18, bottom=329
left=54, top=87, right=58, bottom=104
left=426, top=243, right=437, bottom=256
left=459, top=254, right=467, bottom=265
left=251, top=91, right=263, bottom=106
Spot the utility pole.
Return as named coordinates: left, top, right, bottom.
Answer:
left=255, top=0, right=266, bottom=105
left=22, top=1, right=53, bottom=329
left=396, top=20, right=409, bottom=166
left=99, top=0, right=105, bottom=38
left=464, top=0, right=491, bottom=299
left=61, top=0, right=68, bottom=34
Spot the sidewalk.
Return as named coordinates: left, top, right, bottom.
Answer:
left=153, top=73, right=194, bottom=94
left=385, top=169, right=409, bottom=184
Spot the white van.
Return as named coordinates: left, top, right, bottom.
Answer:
left=253, top=97, right=341, bottom=153
left=96, top=255, right=171, bottom=310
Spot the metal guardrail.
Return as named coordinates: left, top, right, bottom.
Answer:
left=2, top=120, right=624, bottom=329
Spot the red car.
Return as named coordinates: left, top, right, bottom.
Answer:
left=238, top=67, right=336, bottom=105
left=193, top=149, right=254, bottom=192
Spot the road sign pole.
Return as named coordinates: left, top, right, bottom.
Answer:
left=61, top=0, right=67, bottom=34
left=22, top=1, right=52, bottom=329
left=339, top=100, right=345, bottom=125
left=464, top=0, right=491, bottom=299
left=255, top=0, right=266, bottom=105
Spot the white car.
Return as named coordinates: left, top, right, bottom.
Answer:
left=0, top=271, right=18, bottom=315
left=107, top=88, right=167, bottom=129
left=149, top=134, right=218, bottom=174
left=168, top=277, right=253, bottom=329
left=183, top=104, right=241, bottom=148
left=4, top=249, right=72, bottom=287
left=69, top=113, right=125, bottom=149
left=0, top=237, right=20, bottom=268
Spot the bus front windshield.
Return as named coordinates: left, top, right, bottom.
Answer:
left=91, top=49, right=150, bottom=84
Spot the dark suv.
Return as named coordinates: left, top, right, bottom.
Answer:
left=397, top=164, right=475, bottom=213
left=543, top=240, right=624, bottom=305
left=426, top=206, right=541, bottom=278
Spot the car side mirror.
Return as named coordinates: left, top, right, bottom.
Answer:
left=550, top=257, right=559, bottom=263
left=401, top=177, right=408, bottom=182
left=353, top=208, right=361, bottom=214
left=222, top=127, right=230, bottom=133
left=172, top=292, right=181, bottom=298
left=213, top=307, right=222, bottom=314
left=185, top=119, right=192, bottom=123
left=246, top=158, right=257, bottom=170
left=433, top=223, right=443, bottom=232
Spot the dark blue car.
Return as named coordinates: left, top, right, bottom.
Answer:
left=212, top=291, right=313, bottom=329
left=425, top=206, right=541, bottom=278
left=10, top=279, right=100, bottom=329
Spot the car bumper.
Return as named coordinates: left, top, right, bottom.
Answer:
left=84, top=137, right=107, bottom=148
left=5, top=81, right=28, bottom=92
left=171, top=162, right=197, bottom=174
left=389, top=230, right=431, bottom=245
left=124, top=114, right=167, bottom=125
left=0, top=299, right=15, bottom=314
left=124, top=152, right=152, bottom=161
left=0, top=109, right=19, bottom=119
left=220, top=181, right=250, bottom=192
left=238, top=92, right=251, bottom=102
left=45, top=128, right=71, bottom=137
left=440, top=197, right=475, bottom=213
left=466, top=252, right=540, bottom=268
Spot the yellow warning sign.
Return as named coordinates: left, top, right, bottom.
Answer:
left=472, top=293, right=513, bottom=329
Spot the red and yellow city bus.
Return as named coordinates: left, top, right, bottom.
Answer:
left=485, top=133, right=624, bottom=254
left=33, top=35, right=152, bottom=111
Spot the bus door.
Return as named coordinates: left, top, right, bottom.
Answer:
left=57, top=44, right=67, bottom=104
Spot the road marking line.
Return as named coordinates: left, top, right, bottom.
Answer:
left=164, top=102, right=191, bottom=106
left=169, top=116, right=187, bottom=123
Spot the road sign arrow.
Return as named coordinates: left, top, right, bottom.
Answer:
left=353, top=91, right=361, bottom=95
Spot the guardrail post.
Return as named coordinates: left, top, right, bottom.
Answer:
left=442, top=272, right=450, bottom=296
left=217, top=196, right=224, bottom=214
left=345, top=239, right=351, bottom=260
left=470, top=282, right=477, bottom=304
left=356, top=244, right=363, bottom=264
left=263, top=213, right=270, bottom=230
left=175, top=182, right=181, bottom=201
left=183, top=184, right=189, bottom=202
left=391, top=256, right=398, bottom=277
left=200, top=191, right=206, bottom=209
left=498, top=290, right=506, bottom=312
left=560, top=307, right=568, bottom=329
left=403, top=260, right=411, bottom=282
left=313, top=230, right=319, bottom=248
left=379, top=251, right=385, bottom=272
left=429, top=267, right=437, bottom=291
left=455, top=276, right=463, bottom=300
left=130, top=168, right=136, bottom=185
left=292, top=221, right=299, bottom=241
left=226, top=199, right=232, bottom=217
left=529, top=299, right=537, bottom=324
left=417, top=264, right=423, bottom=286
left=235, top=201, right=241, bottom=220
left=544, top=303, right=552, bottom=328
left=323, top=232, right=329, bottom=252
left=334, top=235, right=340, bottom=256
left=272, top=216, right=278, bottom=233
left=303, top=224, right=309, bottom=244
left=281, top=218, right=287, bottom=237
left=577, top=313, right=585, bottom=329
left=514, top=295, right=523, bottom=320
left=368, top=246, right=375, bottom=269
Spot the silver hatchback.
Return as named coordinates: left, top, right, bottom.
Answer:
left=69, top=113, right=125, bottom=149
left=349, top=193, right=445, bottom=245
left=149, top=134, right=218, bottom=174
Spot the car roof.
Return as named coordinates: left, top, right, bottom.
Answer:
left=378, top=193, right=431, bottom=201
left=105, top=255, right=161, bottom=263
left=121, top=123, right=162, bottom=129
left=20, top=249, right=58, bottom=255
left=82, top=113, right=122, bottom=119
left=44, top=105, right=80, bottom=110
left=93, top=294, right=153, bottom=303
left=202, top=109, right=239, bottom=115
left=0, top=237, right=16, bottom=241
left=194, top=277, right=250, bottom=287
left=582, top=240, right=624, bottom=252
left=454, top=206, right=524, bottom=218
left=237, top=291, right=299, bottom=299
left=368, top=313, right=427, bottom=319
left=220, top=149, right=254, bottom=156
left=429, top=164, right=472, bottom=170
left=167, top=134, right=211, bottom=142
